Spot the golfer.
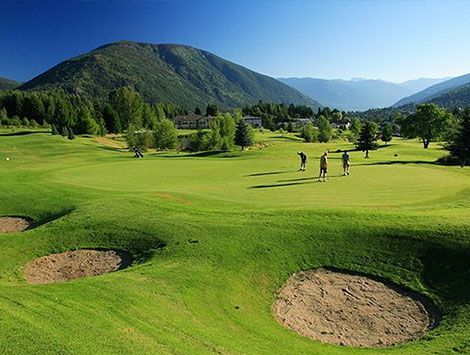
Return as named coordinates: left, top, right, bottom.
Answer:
left=319, top=151, right=328, bottom=182
left=297, top=151, right=307, bottom=171
left=342, top=150, right=350, bottom=175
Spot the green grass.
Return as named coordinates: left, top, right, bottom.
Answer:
left=0, top=131, right=469, bottom=354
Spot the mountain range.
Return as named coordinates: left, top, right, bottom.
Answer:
left=0, top=77, right=20, bottom=90
left=278, top=77, right=448, bottom=111
left=392, top=73, right=470, bottom=107
left=18, top=41, right=319, bottom=109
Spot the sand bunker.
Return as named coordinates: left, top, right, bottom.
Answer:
left=274, top=268, right=437, bottom=347
left=0, top=216, right=33, bottom=233
left=23, top=249, right=130, bottom=284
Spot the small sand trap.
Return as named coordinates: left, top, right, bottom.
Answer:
left=274, top=268, right=437, bottom=347
left=23, top=249, right=130, bottom=284
left=0, top=216, right=33, bottom=233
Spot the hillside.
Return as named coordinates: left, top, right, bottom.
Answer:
left=278, top=77, right=446, bottom=111
left=428, top=82, right=470, bottom=108
left=19, top=41, right=319, bottom=109
left=393, top=73, right=470, bottom=107
left=0, top=77, right=20, bottom=90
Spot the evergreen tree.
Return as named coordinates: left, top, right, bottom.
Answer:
left=154, top=119, right=179, bottom=150
left=381, top=124, right=393, bottom=144
left=356, top=121, right=378, bottom=158
left=194, top=107, right=202, bottom=115
left=234, top=119, right=254, bottom=150
left=447, top=108, right=470, bottom=167
left=317, top=115, right=332, bottom=142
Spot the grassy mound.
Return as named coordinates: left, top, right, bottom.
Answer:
left=0, top=131, right=469, bottom=353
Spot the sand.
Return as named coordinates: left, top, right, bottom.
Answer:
left=274, top=268, right=437, bottom=347
left=23, top=249, right=130, bottom=284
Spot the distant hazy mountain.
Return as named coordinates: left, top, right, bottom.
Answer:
left=278, top=77, right=448, bottom=111
left=393, top=73, right=470, bottom=107
left=425, top=82, right=470, bottom=109
left=0, top=77, right=20, bottom=90
left=19, top=41, right=319, bottom=109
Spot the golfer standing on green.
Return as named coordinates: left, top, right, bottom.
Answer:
left=319, top=151, right=328, bottom=182
left=342, top=150, right=350, bottom=175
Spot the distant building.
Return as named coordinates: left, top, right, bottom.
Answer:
left=242, top=116, right=262, bottom=128
left=173, top=115, right=213, bottom=129
left=331, top=121, right=351, bottom=130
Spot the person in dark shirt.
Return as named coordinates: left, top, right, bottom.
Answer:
left=342, top=150, right=350, bottom=175
left=297, top=151, right=307, bottom=171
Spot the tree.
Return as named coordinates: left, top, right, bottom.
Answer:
left=67, top=127, right=76, bottom=140
left=194, top=107, right=202, bottom=115
left=109, top=87, right=144, bottom=130
left=399, top=103, right=454, bottom=148
left=206, top=113, right=236, bottom=150
left=154, top=119, right=179, bottom=150
left=60, top=125, right=69, bottom=137
left=234, top=119, right=254, bottom=150
left=302, top=121, right=317, bottom=142
left=356, top=121, right=378, bottom=158
left=350, top=118, right=362, bottom=140
left=447, top=108, right=470, bottom=167
left=317, top=115, right=332, bottom=142
left=142, top=103, right=157, bottom=130
left=381, top=124, right=393, bottom=144
left=51, top=124, right=59, bottom=135
left=102, top=104, right=121, bottom=133
left=205, top=103, right=220, bottom=117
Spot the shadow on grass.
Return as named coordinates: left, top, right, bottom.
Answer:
left=158, top=150, right=241, bottom=158
left=356, top=160, right=440, bottom=166
left=246, top=170, right=293, bottom=177
left=422, top=245, right=470, bottom=304
left=0, top=130, right=47, bottom=137
left=249, top=181, right=311, bottom=189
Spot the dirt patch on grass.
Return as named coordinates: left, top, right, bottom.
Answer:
left=0, top=217, right=34, bottom=233
left=274, top=268, right=438, bottom=347
left=94, top=135, right=127, bottom=149
left=23, top=249, right=131, bottom=284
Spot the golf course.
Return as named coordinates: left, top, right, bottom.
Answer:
left=0, top=129, right=469, bottom=354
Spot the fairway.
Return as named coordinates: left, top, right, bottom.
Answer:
left=0, top=132, right=469, bottom=354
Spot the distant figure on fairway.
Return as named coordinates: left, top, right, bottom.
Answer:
left=342, top=150, right=350, bottom=175
left=319, top=151, right=328, bottom=182
left=131, top=147, right=144, bottom=158
left=297, top=151, right=307, bottom=171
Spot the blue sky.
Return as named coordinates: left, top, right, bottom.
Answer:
left=0, top=0, right=469, bottom=83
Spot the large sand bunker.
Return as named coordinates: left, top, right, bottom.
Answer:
left=23, top=249, right=130, bottom=284
left=274, top=268, right=438, bottom=347
left=0, top=216, right=33, bottom=233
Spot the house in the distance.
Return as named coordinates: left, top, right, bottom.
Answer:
left=173, top=115, right=213, bottom=129
left=242, top=116, right=262, bottom=128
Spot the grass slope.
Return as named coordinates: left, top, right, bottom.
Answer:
left=0, top=131, right=469, bottom=354
left=19, top=41, right=319, bottom=109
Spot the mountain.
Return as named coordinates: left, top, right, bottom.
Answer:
left=393, top=73, right=470, bottom=107
left=278, top=77, right=448, bottom=111
left=0, top=77, right=20, bottom=90
left=426, top=82, right=470, bottom=109
left=19, top=41, right=319, bottom=109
